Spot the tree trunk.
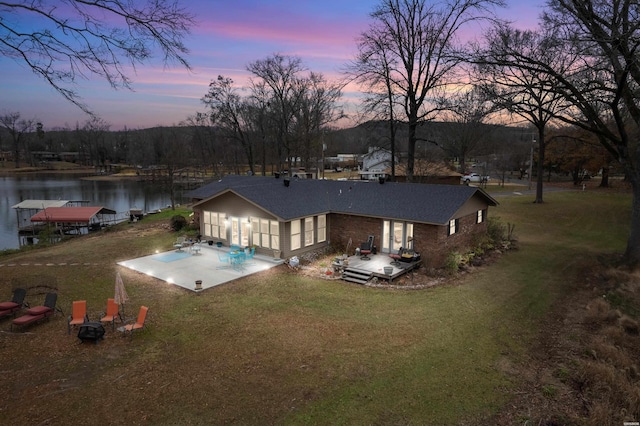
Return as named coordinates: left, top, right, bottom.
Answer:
left=625, top=177, right=640, bottom=270
left=599, top=166, right=609, bottom=187
left=407, top=120, right=417, bottom=183
left=534, top=126, right=545, bottom=203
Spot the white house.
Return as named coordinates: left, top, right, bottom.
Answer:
left=359, top=147, right=396, bottom=180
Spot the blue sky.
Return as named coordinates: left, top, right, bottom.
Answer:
left=0, top=0, right=544, bottom=131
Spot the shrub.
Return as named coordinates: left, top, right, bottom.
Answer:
left=170, top=215, right=187, bottom=231
left=445, top=251, right=463, bottom=274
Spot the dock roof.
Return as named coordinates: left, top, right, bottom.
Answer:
left=30, top=207, right=116, bottom=223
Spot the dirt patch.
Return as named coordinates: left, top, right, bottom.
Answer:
left=489, top=257, right=640, bottom=425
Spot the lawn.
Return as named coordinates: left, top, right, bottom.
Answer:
left=0, top=190, right=634, bottom=425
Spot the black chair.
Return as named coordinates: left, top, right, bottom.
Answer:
left=0, top=288, right=27, bottom=319
left=360, top=235, right=375, bottom=260
left=360, top=242, right=372, bottom=260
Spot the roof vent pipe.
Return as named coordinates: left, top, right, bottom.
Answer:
left=284, top=178, right=290, bottom=187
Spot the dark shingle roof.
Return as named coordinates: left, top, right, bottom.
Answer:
left=188, top=175, right=497, bottom=225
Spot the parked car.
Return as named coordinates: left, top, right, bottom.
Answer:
left=461, top=173, right=490, bottom=183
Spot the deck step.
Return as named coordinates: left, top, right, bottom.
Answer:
left=342, top=267, right=372, bottom=284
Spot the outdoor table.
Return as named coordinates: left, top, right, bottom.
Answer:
left=229, top=250, right=246, bottom=271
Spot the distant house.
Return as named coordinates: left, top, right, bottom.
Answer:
left=188, top=175, right=498, bottom=268
left=391, top=160, right=462, bottom=185
left=359, top=147, right=395, bottom=181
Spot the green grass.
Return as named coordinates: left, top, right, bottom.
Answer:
left=0, top=191, right=633, bottom=425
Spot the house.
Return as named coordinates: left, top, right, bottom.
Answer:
left=390, top=160, right=462, bottom=185
left=188, top=175, right=498, bottom=268
left=359, top=147, right=396, bottom=181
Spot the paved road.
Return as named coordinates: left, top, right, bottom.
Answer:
left=478, top=179, right=579, bottom=197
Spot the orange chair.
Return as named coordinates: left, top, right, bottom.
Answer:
left=67, top=300, right=88, bottom=334
left=100, top=298, right=120, bottom=331
left=120, top=306, right=148, bottom=338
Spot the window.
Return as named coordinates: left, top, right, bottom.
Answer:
left=477, top=209, right=485, bottom=224
left=382, top=220, right=390, bottom=251
left=203, top=211, right=212, bottom=238
left=251, top=218, right=279, bottom=249
left=448, top=218, right=459, bottom=236
left=383, top=220, right=414, bottom=252
left=304, top=217, right=314, bottom=246
left=317, top=214, right=326, bottom=243
left=291, top=219, right=301, bottom=250
left=252, top=218, right=261, bottom=247
left=271, top=221, right=279, bottom=250
left=203, top=211, right=224, bottom=239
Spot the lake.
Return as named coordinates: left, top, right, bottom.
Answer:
left=0, top=173, right=192, bottom=251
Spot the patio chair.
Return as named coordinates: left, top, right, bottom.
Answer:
left=359, top=242, right=372, bottom=260
left=360, top=235, right=375, bottom=260
left=119, top=306, right=148, bottom=338
left=173, top=236, right=187, bottom=252
left=0, top=288, right=27, bottom=320
left=216, top=251, right=230, bottom=269
left=100, top=298, right=120, bottom=331
left=67, top=300, right=89, bottom=334
left=190, top=240, right=202, bottom=255
left=12, top=292, right=58, bottom=331
left=389, top=247, right=403, bottom=266
left=243, top=247, right=256, bottom=265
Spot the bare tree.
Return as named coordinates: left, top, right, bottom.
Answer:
left=473, top=24, right=569, bottom=202
left=292, top=72, right=344, bottom=171
left=202, top=76, right=256, bottom=175
left=149, top=126, right=189, bottom=210
left=501, top=0, right=640, bottom=267
left=0, top=0, right=193, bottom=113
left=247, top=54, right=306, bottom=173
left=353, top=0, right=504, bottom=182
left=548, top=0, right=640, bottom=268
left=248, top=81, right=278, bottom=176
left=247, top=54, right=343, bottom=175
left=181, top=113, right=225, bottom=178
left=0, top=111, right=35, bottom=167
left=80, top=117, right=111, bottom=168
left=438, top=85, right=497, bottom=175
left=347, top=23, right=402, bottom=179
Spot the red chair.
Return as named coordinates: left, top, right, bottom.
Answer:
left=0, top=288, right=27, bottom=319
left=12, top=293, right=58, bottom=331
left=389, top=247, right=403, bottom=266
left=360, top=242, right=372, bottom=260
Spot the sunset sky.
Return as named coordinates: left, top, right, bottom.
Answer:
left=0, top=0, right=544, bottom=131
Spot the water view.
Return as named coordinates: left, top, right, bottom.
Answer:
left=0, top=173, right=192, bottom=251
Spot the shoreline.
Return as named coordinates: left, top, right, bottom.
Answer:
left=0, top=166, right=141, bottom=181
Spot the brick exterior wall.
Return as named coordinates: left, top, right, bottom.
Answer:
left=329, top=214, right=383, bottom=253
left=329, top=212, right=488, bottom=268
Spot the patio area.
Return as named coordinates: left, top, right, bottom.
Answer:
left=117, top=244, right=284, bottom=292
left=331, top=252, right=422, bottom=285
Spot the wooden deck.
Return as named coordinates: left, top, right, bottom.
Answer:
left=332, top=253, right=422, bottom=284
